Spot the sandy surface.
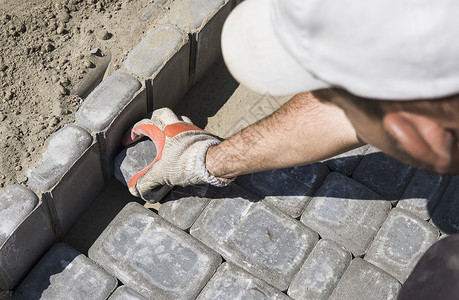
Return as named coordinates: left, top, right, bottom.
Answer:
left=0, top=0, right=171, bottom=191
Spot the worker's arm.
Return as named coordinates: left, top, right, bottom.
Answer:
left=205, top=92, right=363, bottom=178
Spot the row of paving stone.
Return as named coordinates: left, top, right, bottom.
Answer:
left=7, top=144, right=459, bottom=299
left=0, top=0, right=239, bottom=293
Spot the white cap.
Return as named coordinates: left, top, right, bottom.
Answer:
left=221, top=0, right=459, bottom=100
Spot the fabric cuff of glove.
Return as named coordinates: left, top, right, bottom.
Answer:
left=197, top=139, right=234, bottom=187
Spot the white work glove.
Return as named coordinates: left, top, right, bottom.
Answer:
left=122, top=108, right=232, bottom=199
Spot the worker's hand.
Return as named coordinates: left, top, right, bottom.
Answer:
left=122, top=108, right=232, bottom=199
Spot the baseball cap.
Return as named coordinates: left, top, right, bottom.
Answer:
left=221, top=0, right=459, bottom=100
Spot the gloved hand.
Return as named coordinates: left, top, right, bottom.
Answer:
left=122, top=108, right=232, bottom=199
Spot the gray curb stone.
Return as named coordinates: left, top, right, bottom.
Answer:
left=236, top=163, right=329, bottom=218
left=398, top=169, right=450, bottom=220
left=352, top=146, right=414, bottom=200
left=430, top=176, right=459, bottom=234
left=329, top=258, right=401, bottom=300
left=191, top=184, right=319, bottom=291
left=196, top=262, right=292, bottom=300
left=75, top=72, right=142, bottom=133
left=89, top=202, right=222, bottom=300
left=13, top=243, right=117, bottom=299
left=27, top=125, right=93, bottom=192
left=159, top=184, right=220, bottom=230
left=301, top=172, right=391, bottom=256
left=365, top=208, right=439, bottom=283
left=108, top=286, right=148, bottom=300
left=323, top=145, right=369, bottom=176
left=0, top=185, right=55, bottom=290
left=287, top=239, right=352, bottom=300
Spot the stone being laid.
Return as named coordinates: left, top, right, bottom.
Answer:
left=365, top=208, right=439, bottom=283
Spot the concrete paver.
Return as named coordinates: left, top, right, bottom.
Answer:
left=329, top=258, right=401, bottom=300
left=108, top=286, right=148, bottom=300
left=301, top=172, right=391, bottom=256
left=323, top=145, right=369, bottom=176
left=196, top=262, right=291, bottom=300
left=89, top=202, right=221, bottom=300
left=431, top=176, right=459, bottom=234
left=288, top=239, right=351, bottom=300
left=365, top=208, right=439, bottom=282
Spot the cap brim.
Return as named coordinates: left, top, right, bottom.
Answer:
left=221, top=0, right=330, bottom=96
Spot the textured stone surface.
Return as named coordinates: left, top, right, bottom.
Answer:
left=0, top=185, right=38, bottom=245
left=365, top=208, right=439, bottom=282
left=236, top=164, right=329, bottom=218
left=301, top=172, right=391, bottom=256
left=329, top=258, right=401, bottom=300
left=125, top=25, right=188, bottom=78
left=159, top=184, right=220, bottom=230
left=398, top=170, right=450, bottom=220
left=288, top=239, right=351, bottom=300
left=14, top=243, right=116, bottom=299
left=191, top=184, right=319, bottom=291
left=89, top=202, right=221, bottom=300
left=75, top=72, right=141, bottom=132
left=196, top=262, right=291, bottom=300
left=108, top=286, right=148, bottom=300
left=430, top=176, right=459, bottom=234
left=352, top=146, right=414, bottom=200
left=27, top=125, right=93, bottom=192
left=323, top=145, right=369, bottom=176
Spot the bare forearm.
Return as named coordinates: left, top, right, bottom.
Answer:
left=206, top=92, right=363, bottom=178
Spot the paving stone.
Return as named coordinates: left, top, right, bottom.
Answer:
left=352, top=146, right=415, bottom=200
left=431, top=176, right=459, bottom=234
left=14, top=243, right=116, bottom=299
left=236, top=164, right=329, bottom=218
left=398, top=169, right=450, bottom=220
left=75, top=72, right=141, bottom=133
left=287, top=239, right=351, bottom=300
left=301, top=172, right=391, bottom=256
left=108, top=286, right=148, bottom=300
left=158, top=184, right=220, bottom=230
left=196, top=262, right=291, bottom=300
left=43, top=142, right=105, bottom=237
left=27, top=125, right=93, bottom=192
left=125, top=25, right=188, bottom=79
left=89, top=202, right=221, bottom=300
left=365, top=208, right=438, bottom=282
left=0, top=186, right=55, bottom=290
left=323, top=145, right=369, bottom=176
left=329, top=258, right=401, bottom=300
left=191, top=184, right=319, bottom=291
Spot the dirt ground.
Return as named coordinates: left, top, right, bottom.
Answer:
left=0, top=0, right=171, bottom=191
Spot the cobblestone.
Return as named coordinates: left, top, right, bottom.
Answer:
left=431, top=176, right=459, bottom=234
left=323, top=145, right=369, bottom=176
left=108, top=286, right=148, bottom=300
left=301, top=172, right=391, bottom=256
left=89, top=202, right=221, bottom=300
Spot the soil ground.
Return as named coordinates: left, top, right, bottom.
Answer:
left=0, top=0, right=171, bottom=191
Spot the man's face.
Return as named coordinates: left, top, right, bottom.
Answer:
left=328, top=90, right=459, bottom=174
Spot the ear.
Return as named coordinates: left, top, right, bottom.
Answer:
left=383, top=111, right=454, bottom=173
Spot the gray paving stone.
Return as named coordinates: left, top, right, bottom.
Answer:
left=43, top=142, right=105, bottom=237
left=159, top=184, right=220, bottom=230
left=0, top=186, right=55, bottom=290
left=89, top=202, right=221, bottom=300
left=196, top=262, right=291, bottom=300
left=365, top=208, right=439, bottom=282
left=323, top=145, right=369, bottom=176
left=191, top=184, right=319, bottom=291
left=301, top=172, right=391, bottom=256
left=236, top=164, right=329, bottom=218
left=125, top=25, right=188, bottom=79
left=27, top=125, right=93, bottom=192
left=287, top=239, right=351, bottom=300
left=431, top=176, right=459, bottom=234
left=329, top=258, right=401, bottom=300
left=14, top=243, right=116, bottom=300
left=352, top=146, right=415, bottom=200
left=75, top=72, right=141, bottom=133
left=398, top=169, right=450, bottom=220
left=108, top=286, right=148, bottom=300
